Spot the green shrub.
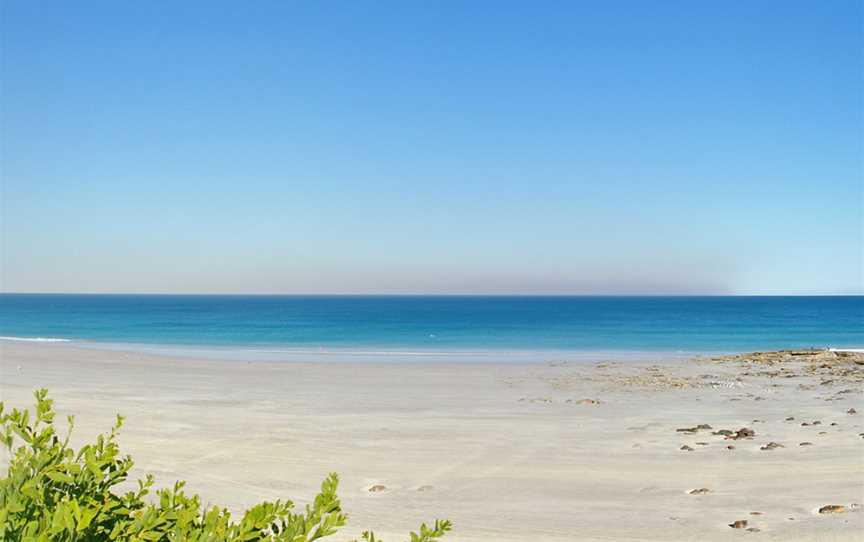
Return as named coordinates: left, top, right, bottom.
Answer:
left=0, top=389, right=451, bottom=541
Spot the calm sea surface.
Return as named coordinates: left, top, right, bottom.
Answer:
left=0, top=295, right=861, bottom=360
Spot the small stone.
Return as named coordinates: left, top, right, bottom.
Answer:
left=812, top=421, right=822, bottom=425
left=746, top=527, right=761, bottom=532
left=675, top=424, right=711, bottom=433
left=848, top=408, right=857, bottom=414
left=689, top=488, right=710, bottom=495
left=750, top=512, right=762, bottom=515
left=714, top=429, right=734, bottom=436
left=785, top=416, right=795, bottom=421
left=726, top=445, right=736, bottom=450
left=696, top=442, right=709, bottom=446
left=830, top=422, right=838, bottom=426
left=799, top=442, right=813, bottom=446
left=368, top=484, right=387, bottom=493
left=760, top=442, right=784, bottom=451
left=726, top=427, right=756, bottom=440
left=818, top=505, right=846, bottom=514
left=416, top=485, right=434, bottom=492
left=680, top=445, right=694, bottom=451
left=729, top=520, right=748, bottom=529
left=574, top=398, right=600, bottom=405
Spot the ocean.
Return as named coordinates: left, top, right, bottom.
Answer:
left=0, top=294, right=861, bottom=361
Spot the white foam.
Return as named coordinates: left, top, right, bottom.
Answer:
left=0, top=336, right=70, bottom=343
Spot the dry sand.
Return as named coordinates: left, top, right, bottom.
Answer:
left=1, top=342, right=862, bottom=541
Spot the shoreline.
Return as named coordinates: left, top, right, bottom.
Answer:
left=1, top=341, right=862, bottom=541
left=30, top=340, right=719, bottom=364
left=0, top=336, right=842, bottom=364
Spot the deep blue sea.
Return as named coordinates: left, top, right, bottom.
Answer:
left=0, top=295, right=861, bottom=361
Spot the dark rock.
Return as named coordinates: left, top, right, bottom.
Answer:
left=680, top=445, right=694, bottom=451
left=760, top=442, right=784, bottom=450
left=689, top=488, right=710, bottom=495
left=818, top=505, right=846, bottom=514
left=726, top=428, right=756, bottom=440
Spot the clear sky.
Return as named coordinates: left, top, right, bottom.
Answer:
left=1, top=1, right=861, bottom=294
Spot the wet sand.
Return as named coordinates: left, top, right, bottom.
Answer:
left=1, top=342, right=862, bottom=541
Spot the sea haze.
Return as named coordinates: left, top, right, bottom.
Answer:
left=0, top=295, right=861, bottom=360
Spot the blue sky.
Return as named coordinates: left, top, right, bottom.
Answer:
left=1, top=1, right=861, bottom=294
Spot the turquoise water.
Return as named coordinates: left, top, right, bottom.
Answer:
left=0, top=295, right=861, bottom=359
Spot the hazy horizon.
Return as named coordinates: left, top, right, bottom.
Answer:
left=2, top=2, right=862, bottom=296
left=1, top=292, right=861, bottom=298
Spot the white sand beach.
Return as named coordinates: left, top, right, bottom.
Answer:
left=1, top=342, right=862, bottom=541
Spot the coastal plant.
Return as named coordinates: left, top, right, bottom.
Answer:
left=0, top=389, right=451, bottom=542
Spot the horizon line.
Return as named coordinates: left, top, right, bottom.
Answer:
left=1, top=292, right=862, bottom=297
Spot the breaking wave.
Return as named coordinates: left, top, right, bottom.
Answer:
left=0, top=336, right=71, bottom=342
